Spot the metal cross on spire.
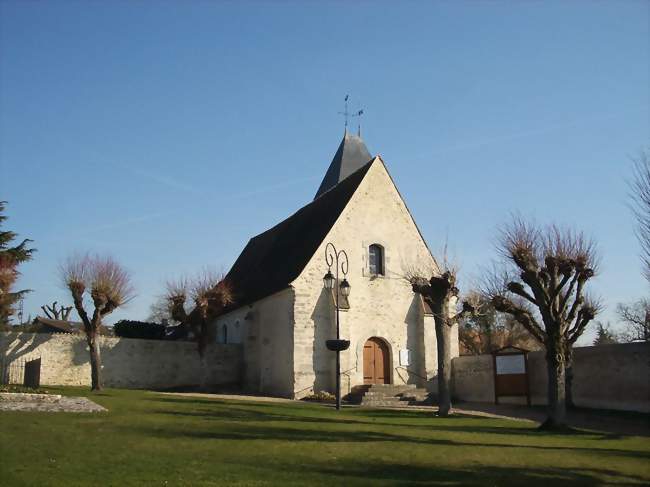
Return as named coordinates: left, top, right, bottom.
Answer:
left=338, top=95, right=364, bottom=135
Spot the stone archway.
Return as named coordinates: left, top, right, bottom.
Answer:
left=363, top=337, right=391, bottom=385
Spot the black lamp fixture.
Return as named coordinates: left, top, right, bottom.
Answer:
left=323, top=242, right=351, bottom=411
left=339, top=278, right=351, bottom=297
left=323, top=269, right=335, bottom=290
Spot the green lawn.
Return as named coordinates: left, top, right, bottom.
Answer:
left=1, top=388, right=649, bottom=486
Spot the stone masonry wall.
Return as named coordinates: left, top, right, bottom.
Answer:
left=451, top=342, right=650, bottom=413
left=214, top=289, right=295, bottom=397
left=1, top=332, right=242, bottom=389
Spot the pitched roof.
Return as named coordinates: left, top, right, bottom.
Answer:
left=224, top=159, right=375, bottom=311
left=34, top=317, right=83, bottom=333
left=314, top=132, right=372, bottom=199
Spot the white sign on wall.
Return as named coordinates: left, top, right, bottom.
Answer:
left=399, top=349, right=411, bottom=366
left=496, top=354, right=525, bottom=375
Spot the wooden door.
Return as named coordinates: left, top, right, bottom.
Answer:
left=363, top=338, right=390, bottom=385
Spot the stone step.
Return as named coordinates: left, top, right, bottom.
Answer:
left=360, top=400, right=403, bottom=407
left=347, top=383, right=431, bottom=406
left=361, top=402, right=419, bottom=408
left=352, top=384, right=417, bottom=391
left=361, top=397, right=402, bottom=403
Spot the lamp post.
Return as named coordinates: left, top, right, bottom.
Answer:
left=323, top=242, right=351, bottom=411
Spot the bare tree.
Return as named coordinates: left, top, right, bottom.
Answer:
left=165, top=270, right=233, bottom=388
left=146, top=295, right=178, bottom=325
left=41, top=301, right=73, bottom=321
left=405, top=260, right=475, bottom=417
left=60, top=254, right=134, bottom=391
left=630, top=150, right=650, bottom=282
left=616, top=299, right=650, bottom=342
left=459, top=292, right=540, bottom=355
left=484, top=218, right=601, bottom=429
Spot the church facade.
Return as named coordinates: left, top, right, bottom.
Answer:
left=214, top=133, right=459, bottom=398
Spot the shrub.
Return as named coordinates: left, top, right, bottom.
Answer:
left=302, top=391, right=336, bottom=403
left=0, top=385, right=50, bottom=394
left=113, top=320, right=166, bottom=340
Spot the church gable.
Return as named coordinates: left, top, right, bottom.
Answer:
left=290, top=157, right=438, bottom=397
left=296, top=157, right=436, bottom=286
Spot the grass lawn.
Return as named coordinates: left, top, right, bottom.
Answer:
left=1, top=388, right=649, bottom=486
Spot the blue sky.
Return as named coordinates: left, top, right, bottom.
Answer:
left=1, top=1, right=648, bottom=345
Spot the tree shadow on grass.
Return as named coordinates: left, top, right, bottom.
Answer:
left=121, top=419, right=650, bottom=462
left=150, top=397, right=631, bottom=441
left=305, top=461, right=650, bottom=486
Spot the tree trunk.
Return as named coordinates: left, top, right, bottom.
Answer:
left=565, top=347, right=575, bottom=409
left=88, top=334, right=102, bottom=391
left=199, top=352, right=209, bottom=392
left=435, top=321, right=453, bottom=416
left=541, top=343, right=567, bottom=430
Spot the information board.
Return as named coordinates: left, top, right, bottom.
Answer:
left=495, top=354, right=526, bottom=375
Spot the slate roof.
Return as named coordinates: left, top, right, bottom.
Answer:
left=224, top=158, right=375, bottom=311
left=314, top=132, right=372, bottom=199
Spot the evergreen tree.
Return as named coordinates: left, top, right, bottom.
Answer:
left=593, top=321, right=619, bottom=346
left=0, top=201, right=35, bottom=328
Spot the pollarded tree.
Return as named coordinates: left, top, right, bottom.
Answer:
left=485, top=218, right=601, bottom=429
left=60, top=254, right=134, bottom=391
left=166, top=271, right=233, bottom=388
left=407, top=264, right=475, bottom=417
left=0, top=201, right=36, bottom=328
left=40, top=300, right=73, bottom=321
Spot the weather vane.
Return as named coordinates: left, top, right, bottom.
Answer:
left=338, top=95, right=364, bottom=135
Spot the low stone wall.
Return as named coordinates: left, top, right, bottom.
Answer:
left=0, top=332, right=242, bottom=389
left=452, top=342, right=650, bottom=413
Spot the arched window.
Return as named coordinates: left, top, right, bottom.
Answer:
left=368, top=244, right=384, bottom=276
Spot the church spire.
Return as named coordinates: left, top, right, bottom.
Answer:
left=314, top=132, right=372, bottom=199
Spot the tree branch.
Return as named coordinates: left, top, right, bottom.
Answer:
left=41, top=305, right=53, bottom=319
left=506, top=282, right=537, bottom=306
left=566, top=277, right=586, bottom=323
left=492, top=295, right=545, bottom=343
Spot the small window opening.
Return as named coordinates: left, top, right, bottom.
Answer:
left=369, top=244, right=384, bottom=276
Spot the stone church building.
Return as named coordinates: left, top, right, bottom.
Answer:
left=214, top=132, right=459, bottom=398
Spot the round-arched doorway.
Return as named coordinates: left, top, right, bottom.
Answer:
left=363, top=337, right=390, bottom=385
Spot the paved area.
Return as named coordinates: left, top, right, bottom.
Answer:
left=0, top=393, right=106, bottom=412
left=454, top=402, right=650, bottom=437
left=157, top=391, right=298, bottom=404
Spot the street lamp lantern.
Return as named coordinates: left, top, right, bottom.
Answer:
left=323, top=269, right=335, bottom=290
left=339, top=278, right=351, bottom=297
left=323, top=242, right=350, bottom=411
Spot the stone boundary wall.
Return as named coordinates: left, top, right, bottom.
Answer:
left=0, top=332, right=242, bottom=389
left=452, top=342, right=650, bottom=413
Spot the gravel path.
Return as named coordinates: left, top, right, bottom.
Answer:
left=0, top=393, right=106, bottom=413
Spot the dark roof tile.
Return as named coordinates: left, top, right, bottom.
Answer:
left=224, top=159, right=375, bottom=311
